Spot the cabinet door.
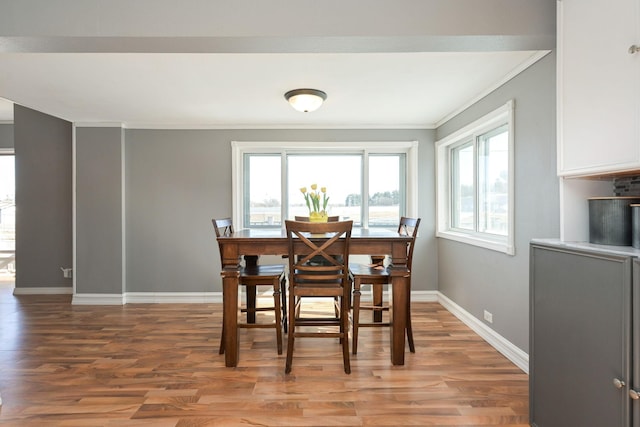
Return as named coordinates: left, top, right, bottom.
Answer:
left=530, top=244, right=631, bottom=426
left=634, top=259, right=640, bottom=427
left=558, top=0, right=640, bottom=176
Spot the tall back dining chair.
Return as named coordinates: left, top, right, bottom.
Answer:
left=284, top=219, right=354, bottom=374
left=212, top=218, right=286, bottom=355
left=292, top=215, right=341, bottom=316
left=350, top=216, right=421, bottom=355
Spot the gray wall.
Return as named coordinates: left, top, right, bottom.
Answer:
left=0, top=123, right=13, bottom=149
left=14, top=105, right=72, bottom=288
left=124, top=129, right=436, bottom=293
left=76, top=127, right=124, bottom=294
left=436, top=52, right=559, bottom=352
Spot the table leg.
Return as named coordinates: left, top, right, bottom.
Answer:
left=389, top=268, right=409, bottom=365
left=222, top=269, right=241, bottom=367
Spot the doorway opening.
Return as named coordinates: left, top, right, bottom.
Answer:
left=0, top=151, right=15, bottom=288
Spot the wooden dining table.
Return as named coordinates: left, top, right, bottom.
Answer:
left=217, top=226, right=413, bottom=367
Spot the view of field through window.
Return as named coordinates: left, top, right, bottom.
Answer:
left=451, top=126, right=508, bottom=235
left=246, top=153, right=402, bottom=228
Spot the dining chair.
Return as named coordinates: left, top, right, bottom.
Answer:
left=284, top=219, right=354, bottom=374
left=212, top=218, right=286, bottom=355
left=350, top=216, right=421, bottom=355
left=292, top=215, right=341, bottom=317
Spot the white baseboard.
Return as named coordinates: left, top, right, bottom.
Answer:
left=13, top=286, right=72, bottom=295
left=411, top=290, right=439, bottom=302
left=125, top=292, right=222, bottom=304
left=437, top=292, right=529, bottom=374
left=71, top=292, right=223, bottom=305
left=72, top=293, right=126, bottom=305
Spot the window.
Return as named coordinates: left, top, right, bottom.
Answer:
left=0, top=150, right=15, bottom=275
left=436, top=100, right=514, bottom=255
left=287, top=154, right=363, bottom=224
left=244, top=154, right=281, bottom=227
left=232, top=141, right=418, bottom=229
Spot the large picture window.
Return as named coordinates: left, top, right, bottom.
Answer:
left=232, top=141, right=418, bottom=229
left=436, top=100, right=514, bottom=254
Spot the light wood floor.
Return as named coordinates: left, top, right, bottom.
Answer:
left=0, top=281, right=529, bottom=426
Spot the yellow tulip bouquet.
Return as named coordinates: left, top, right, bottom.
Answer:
left=300, top=184, right=329, bottom=220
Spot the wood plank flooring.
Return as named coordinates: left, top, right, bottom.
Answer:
left=0, top=282, right=529, bottom=426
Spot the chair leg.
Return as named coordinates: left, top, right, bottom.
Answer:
left=246, top=284, right=257, bottom=324
left=273, top=279, right=283, bottom=355
left=285, top=290, right=296, bottom=374
left=341, top=293, right=351, bottom=374
left=219, top=325, right=225, bottom=355
left=372, top=284, right=384, bottom=323
left=370, top=256, right=385, bottom=324
left=406, top=292, right=415, bottom=353
left=352, top=279, right=362, bottom=355
left=281, top=276, right=288, bottom=334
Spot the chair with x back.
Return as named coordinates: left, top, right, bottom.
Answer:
left=350, top=216, right=421, bottom=355
left=212, top=218, right=286, bottom=355
left=285, top=219, right=353, bottom=374
left=292, top=215, right=341, bottom=316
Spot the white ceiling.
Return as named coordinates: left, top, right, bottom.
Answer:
left=0, top=50, right=548, bottom=129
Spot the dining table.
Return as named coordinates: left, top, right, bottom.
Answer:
left=217, top=226, right=413, bottom=367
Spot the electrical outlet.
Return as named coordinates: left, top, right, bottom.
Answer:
left=483, top=309, right=493, bottom=324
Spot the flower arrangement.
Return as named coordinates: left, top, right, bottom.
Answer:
left=300, top=184, right=329, bottom=219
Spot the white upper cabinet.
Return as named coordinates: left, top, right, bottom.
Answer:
left=558, top=0, right=640, bottom=176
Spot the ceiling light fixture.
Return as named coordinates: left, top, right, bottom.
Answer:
left=284, top=88, right=327, bottom=113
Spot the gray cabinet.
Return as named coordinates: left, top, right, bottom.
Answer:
left=530, top=241, right=637, bottom=427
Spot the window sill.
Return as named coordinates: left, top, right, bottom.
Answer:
left=436, top=229, right=514, bottom=256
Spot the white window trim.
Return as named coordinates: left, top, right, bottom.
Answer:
left=436, top=100, right=515, bottom=255
left=231, top=140, right=419, bottom=229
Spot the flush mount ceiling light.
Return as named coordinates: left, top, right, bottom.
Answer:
left=284, top=88, right=327, bottom=113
